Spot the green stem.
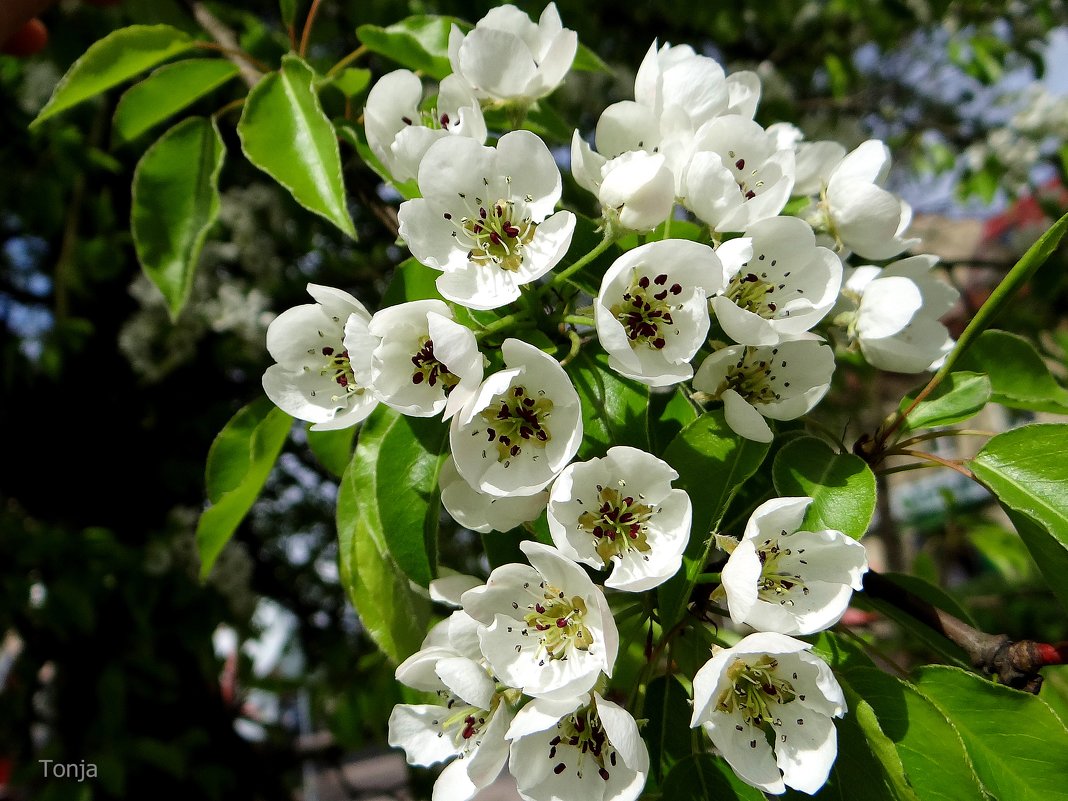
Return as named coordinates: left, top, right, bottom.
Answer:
left=562, top=314, right=595, bottom=327
left=474, top=310, right=531, bottom=342
left=693, top=572, right=721, bottom=585
left=539, top=230, right=616, bottom=296
left=326, top=44, right=368, bottom=76
left=879, top=208, right=1068, bottom=446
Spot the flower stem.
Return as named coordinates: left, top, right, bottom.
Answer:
left=539, top=230, right=616, bottom=296
left=299, top=0, right=323, bottom=57
left=562, top=314, right=594, bottom=327
left=474, top=310, right=531, bottom=342
left=875, top=208, right=1068, bottom=449
left=693, top=572, right=721, bottom=585
left=326, top=44, right=368, bottom=77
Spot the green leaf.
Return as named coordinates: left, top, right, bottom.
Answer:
left=914, top=665, right=1068, bottom=801
left=772, top=437, right=876, bottom=538
left=658, top=410, right=769, bottom=627
left=131, top=117, right=225, bottom=319
left=356, top=16, right=466, bottom=81
left=572, top=42, right=610, bottom=73
left=280, top=0, right=300, bottom=28
left=644, top=674, right=694, bottom=784
left=648, top=387, right=698, bottom=457
left=326, top=67, right=372, bottom=98
left=845, top=667, right=986, bottom=801
left=875, top=571, right=976, bottom=626
left=113, top=59, right=240, bottom=144
left=569, top=351, right=650, bottom=458
left=338, top=421, right=431, bottom=664
left=196, top=398, right=291, bottom=579
left=898, top=371, right=991, bottom=431
left=956, top=330, right=1068, bottom=413
left=968, top=423, right=1068, bottom=609
left=238, top=55, right=355, bottom=238
left=306, top=425, right=355, bottom=478
left=805, top=630, right=876, bottom=673
left=381, top=257, right=445, bottom=307
left=794, top=677, right=918, bottom=801
left=32, top=25, right=195, bottom=127
left=661, top=754, right=765, bottom=801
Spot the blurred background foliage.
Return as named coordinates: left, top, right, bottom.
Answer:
left=1, top=0, right=1066, bottom=799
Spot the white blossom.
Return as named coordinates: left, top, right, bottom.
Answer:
left=765, top=122, right=846, bottom=198
left=841, top=254, right=958, bottom=373
left=811, top=140, right=919, bottom=260
left=389, top=617, right=513, bottom=801
left=461, top=541, right=618, bottom=700
left=364, top=70, right=487, bottom=183
left=398, top=130, right=576, bottom=310
left=507, top=692, right=648, bottom=801
left=682, top=116, right=795, bottom=232
left=720, top=497, right=868, bottom=635
left=690, top=632, right=846, bottom=795
left=369, top=300, right=482, bottom=418
left=439, top=456, right=548, bottom=534
left=450, top=338, right=582, bottom=497
left=571, top=133, right=675, bottom=232
left=712, top=216, right=842, bottom=346
left=448, top=3, right=577, bottom=105
left=547, top=446, right=691, bottom=591
left=262, top=284, right=378, bottom=429
left=595, top=239, right=725, bottom=386
left=693, top=338, right=835, bottom=443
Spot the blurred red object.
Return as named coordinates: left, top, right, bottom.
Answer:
left=1, top=17, right=48, bottom=56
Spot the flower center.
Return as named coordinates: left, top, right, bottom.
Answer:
left=610, top=270, right=684, bottom=350
left=756, top=535, right=809, bottom=603
left=577, top=483, right=655, bottom=564
left=430, top=691, right=492, bottom=749
left=725, top=271, right=777, bottom=318
left=716, top=655, right=797, bottom=728
left=445, top=182, right=538, bottom=273
left=401, top=106, right=453, bottom=131
left=546, top=704, right=618, bottom=782
left=479, top=384, right=553, bottom=460
left=410, top=336, right=459, bottom=391
left=712, top=346, right=782, bottom=405
left=318, top=346, right=364, bottom=402
left=727, top=150, right=764, bottom=201
left=521, top=583, right=593, bottom=660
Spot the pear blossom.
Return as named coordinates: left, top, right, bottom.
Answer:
left=547, top=446, right=691, bottom=591
left=691, top=632, right=846, bottom=795
left=841, top=254, right=958, bottom=373
left=720, top=497, right=868, bottom=635
left=682, top=116, right=795, bottom=232
left=766, top=123, right=846, bottom=198
left=439, top=456, right=548, bottom=534
left=450, top=338, right=582, bottom=497
left=262, top=284, right=378, bottom=430
left=692, top=338, right=835, bottom=443
left=389, top=621, right=514, bottom=801
left=364, top=71, right=487, bottom=184
left=712, top=216, right=842, bottom=346
left=461, top=541, right=618, bottom=700
left=507, top=692, right=648, bottom=801
left=448, top=4, right=577, bottom=105
left=398, top=130, right=576, bottom=310
left=810, top=140, right=919, bottom=259
left=595, top=239, right=725, bottom=386
left=571, top=134, right=675, bottom=232
left=369, top=300, right=482, bottom=418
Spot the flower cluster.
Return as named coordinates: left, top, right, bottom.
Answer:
left=255, top=4, right=965, bottom=799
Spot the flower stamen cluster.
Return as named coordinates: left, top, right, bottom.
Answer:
left=521, top=585, right=593, bottom=660
left=410, top=336, right=458, bottom=390
left=479, top=384, right=553, bottom=460
left=716, top=655, right=798, bottom=728
left=577, top=484, right=654, bottom=564
left=548, top=704, right=616, bottom=781
left=448, top=189, right=538, bottom=273
left=611, top=271, right=685, bottom=350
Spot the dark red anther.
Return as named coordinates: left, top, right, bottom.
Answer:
left=556, top=618, right=568, bottom=628
left=670, top=283, right=682, bottom=295
left=412, top=372, right=424, bottom=385
left=554, top=764, right=567, bottom=775
left=322, top=346, right=334, bottom=355
left=401, top=116, right=413, bottom=125
left=638, top=275, right=650, bottom=288
left=735, top=158, right=745, bottom=170
left=654, top=273, right=668, bottom=285
left=599, top=768, right=610, bottom=781
left=440, top=113, right=450, bottom=128
left=444, top=212, right=452, bottom=220
left=652, top=337, right=666, bottom=349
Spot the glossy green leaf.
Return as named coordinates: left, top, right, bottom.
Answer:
left=806, top=630, right=876, bottom=673
left=569, top=351, right=650, bottom=458
left=335, top=118, right=421, bottom=199
left=968, top=424, right=1068, bottom=609
left=661, top=754, right=765, bottom=801
left=380, top=257, right=445, bottom=307
left=356, top=16, right=466, bottom=80
left=845, top=668, right=985, bottom=801
left=113, top=59, right=240, bottom=143
left=326, top=67, right=372, bottom=98
left=196, top=398, right=292, bottom=579
left=131, top=117, right=225, bottom=319
left=956, top=330, right=1068, bottom=413
left=648, top=387, right=698, bottom=457
left=644, top=674, right=693, bottom=783
left=280, top=0, right=300, bottom=28
left=306, top=425, right=355, bottom=478
left=914, top=665, right=1068, bottom=801
left=899, top=371, right=991, bottom=432
left=337, top=419, right=431, bottom=663
left=658, top=411, right=769, bottom=626
left=238, top=55, right=355, bottom=238
left=573, top=42, right=610, bottom=73
left=772, top=437, right=876, bottom=538
left=32, top=25, right=195, bottom=127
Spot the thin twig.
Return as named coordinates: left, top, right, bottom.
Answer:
left=891, top=448, right=975, bottom=480
left=298, top=0, right=323, bottom=58
left=189, top=2, right=263, bottom=87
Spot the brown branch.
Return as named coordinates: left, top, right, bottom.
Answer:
left=863, top=571, right=1067, bottom=693
left=188, top=1, right=263, bottom=88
